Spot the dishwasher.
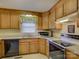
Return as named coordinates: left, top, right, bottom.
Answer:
left=4, top=39, right=19, bottom=57
left=49, top=41, right=65, bottom=59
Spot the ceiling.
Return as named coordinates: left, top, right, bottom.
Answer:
left=0, top=0, right=59, bottom=12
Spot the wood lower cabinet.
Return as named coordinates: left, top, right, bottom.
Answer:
left=19, top=40, right=30, bottom=54
left=19, top=39, right=39, bottom=55
left=66, top=50, right=79, bottom=59
left=0, top=40, right=4, bottom=58
left=19, top=39, right=49, bottom=56
left=0, top=39, right=49, bottom=58
left=64, top=0, right=77, bottom=16
left=39, top=39, right=49, bottom=56
left=29, top=39, right=39, bottom=53
left=45, top=40, right=49, bottom=56
left=39, top=39, right=46, bottom=54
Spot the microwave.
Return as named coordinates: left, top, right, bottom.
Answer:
left=38, top=31, right=53, bottom=37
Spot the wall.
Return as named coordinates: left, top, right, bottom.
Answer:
left=61, top=16, right=79, bottom=35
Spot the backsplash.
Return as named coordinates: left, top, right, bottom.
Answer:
left=53, top=30, right=62, bottom=38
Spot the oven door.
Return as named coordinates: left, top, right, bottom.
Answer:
left=49, top=41, right=65, bottom=59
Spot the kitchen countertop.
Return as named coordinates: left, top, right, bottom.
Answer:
left=44, top=36, right=79, bottom=56
left=66, top=45, right=79, bottom=56
left=0, top=29, right=79, bottom=56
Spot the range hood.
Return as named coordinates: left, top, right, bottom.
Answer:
left=56, top=12, right=78, bottom=23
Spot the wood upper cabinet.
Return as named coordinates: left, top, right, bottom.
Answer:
left=42, top=12, right=49, bottom=29
left=64, top=0, right=77, bottom=16
left=0, top=40, right=4, bottom=58
left=0, top=11, right=10, bottom=29
left=37, top=16, right=42, bottom=30
left=55, top=23, right=62, bottom=30
left=55, top=0, right=64, bottom=19
left=66, top=50, right=79, bottom=59
left=78, top=0, right=79, bottom=8
left=10, top=12, right=20, bottom=29
left=0, top=10, right=20, bottom=29
left=49, top=10, right=55, bottom=29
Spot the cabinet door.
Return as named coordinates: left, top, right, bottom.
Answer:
left=42, top=12, right=49, bottom=29
left=45, top=40, right=49, bottom=57
left=10, top=13, right=20, bottom=29
left=0, top=40, right=4, bottom=58
left=29, top=39, right=39, bottom=53
left=0, top=11, right=10, bottom=29
left=78, top=0, right=79, bottom=8
left=37, top=16, right=42, bottom=30
left=49, top=11, right=55, bottom=29
left=55, top=0, right=64, bottom=19
left=39, top=39, right=46, bottom=54
left=66, top=51, right=79, bottom=59
left=55, top=23, right=62, bottom=30
left=19, top=40, right=30, bottom=54
left=64, top=0, right=77, bottom=16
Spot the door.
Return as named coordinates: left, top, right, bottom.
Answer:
left=55, top=23, right=62, bottom=30
left=39, top=39, right=46, bottom=54
left=64, top=0, right=77, bottom=16
left=10, top=12, right=20, bottom=29
left=49, top=11, right=55, bottom=29
left=19, top=39, right=30, bottom=54
left=45, top=40, right=49, bottom=56
left=42, top=12, right=49, bottom=29
left=0, top=40, right=4, bottom=58
left=37, top=16, right=42, bottom=30
left=66, top=51, right=79, bottom=59
left=55, top=0, right=64, bottom=19
left=29, top=39, right=39, bottom=53
left=0, top=11, right=10, bottom=29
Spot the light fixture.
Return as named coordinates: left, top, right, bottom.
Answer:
left=21, top=14, right=33, bottom=17
left=26, top=15, right=33, bottom=17
left=59, top=19, right=69, bottom=23
left=56, top=19, right=69, bottom=23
